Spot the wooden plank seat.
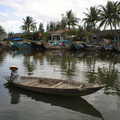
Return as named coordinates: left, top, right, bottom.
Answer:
left=36, top=84, right=51, bottom=88
left=39, top=79, right=54, bottom=85
left=21, top=79, right=39, bottom=85
left=27, top=81, right=40, bottom=86
left=77, top=84, right=85, bottom=89
left=50, top=81, right=63, bottom=88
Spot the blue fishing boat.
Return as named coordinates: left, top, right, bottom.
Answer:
left=11, top=38, right=31, bottom=49
left=73, top=43, right=85, bottom=50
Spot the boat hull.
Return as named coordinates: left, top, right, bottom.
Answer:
left=73, top=43, right=85, bottom=50
left=12, top=41, right=31, bottom=49
left=3, top=76, right=105, bottom=96
left=114, top=41, right=120, bottom=52
left=43, top=44, right=73, bottom=50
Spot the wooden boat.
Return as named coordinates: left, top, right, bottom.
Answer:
left=30, top=40, right=45, bottom=50
left=3, top=76, right=106, bottom=96
left=98, top=45, right=112, bottom=52
left=5, top=85, right=104, bottom=119
left=43, top=40, right=74, bottom=50
left=114, top=41, right=120, bottom=52
left=11, top=39, right=31, bottom=49
left=83, top=44, right=98, bottom=51
left=73, top=43, right=85, bottom=50
left=43, top=43, right=73, bottom=50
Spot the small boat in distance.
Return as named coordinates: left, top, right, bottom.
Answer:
left=43, top=40, right=74, bottom=50
left=83, top=44, right=99, bottom=51
left=73, top=43, right=85, bottom=50
left=3, top=76, right=106, bottom=96
left=114, top=41, right=120, bottom=52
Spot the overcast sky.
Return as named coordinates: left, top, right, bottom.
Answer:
left=0, top=0, right=118, bottom=33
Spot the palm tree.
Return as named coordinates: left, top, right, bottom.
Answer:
left=39, top=23, right=44, bottom=33
left=21, top=16, right=36, bottom=34
left=61, top=10, right=80, bottom=37
left=99, top=1, right=120, bottom=31
left=0, top=25, right=6, bottom=35
left=83, top=6, right=101, bottom=31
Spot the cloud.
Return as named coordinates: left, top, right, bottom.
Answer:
left=0, top=0, right=118, bottom=33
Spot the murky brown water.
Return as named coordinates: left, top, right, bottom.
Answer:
left=0, top=49, right=120, bottom=120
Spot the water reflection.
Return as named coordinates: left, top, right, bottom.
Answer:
left=12, top=49, right=32, bottom=57
left=0, top=50, right=8, bottom=65
left=5, top=84, right=104, bottom=119
left=1, top=49, right=120, bottom=96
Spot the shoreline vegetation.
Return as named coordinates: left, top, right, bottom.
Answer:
left=0, top=1, right=120, bottom=47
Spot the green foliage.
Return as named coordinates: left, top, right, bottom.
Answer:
left=14, top=1, right=119, bottom=41
left=20, top=16, right=36, bottom=34
left=0, top=25, right=6, bottom=34
left=83, top=6, right=101, bottom=31
left=99, top=1, right=120, bottom=30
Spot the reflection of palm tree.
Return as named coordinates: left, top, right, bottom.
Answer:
left=0, top=51, right=7, bottom=65
left=97, top=67, right=119, bottom=95
left=43, top=50, right=77, bottom=78
left=61, top=56, right=76, bottom=77
left=84, top=53, right=120, bottom=95
left=23, top=56, right=37, bottom=75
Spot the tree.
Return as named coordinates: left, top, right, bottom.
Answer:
left=99, top=1, right=120, bottom=31
left=61, top=10, right=80, bottom=37
left=0, top=25, right=6, bottom=35
left=20, top=16, right=36, bottom=34
left=60, top=18, right=67, bottom=30
left=39, top=23, right=44, bottom=33
left=83, top=6, right=101, bottom=31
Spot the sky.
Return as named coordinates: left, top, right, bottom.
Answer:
left=0, top=0, right=118, bottom=33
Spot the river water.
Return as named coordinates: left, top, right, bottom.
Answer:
left=0, top=49, right=120, bottom=120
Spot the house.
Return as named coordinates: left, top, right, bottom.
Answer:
left=98, top=29, right=120, bottom=41
left=47, top=30, right=66, bottom=41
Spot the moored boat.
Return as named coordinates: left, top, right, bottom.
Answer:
left=30, top=40, right=45, bottom=50
left=3, top=76, right=106, bottom=96
left=73, top=43, right=85, bottom=50
left=114, top=41, right=120, bottom=52
left=83, top=44, right=99, bottom=51
left=5, top=84, right=104, bottom=119
left=12, top=41, right=31, bottom=49
left=43, top=40, right=74, bottom=50
left=11, top=38, right=31, bottom=49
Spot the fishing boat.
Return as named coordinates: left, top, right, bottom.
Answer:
left=11, top=41, right=31, bottom=49
left=5, top=85, right=104, bottom=119
left=98, top=45, right=112, bottom=52
left=3, top=76, right=105, bottom=96
left=43, top=40, right=74, bottom=50
left=83, top=44, right=99, bottom=51
left=30, top=40, right=45, bottom=50
left=11, top=38, right=31, bottom=49
left=73, top=43, right=85, bottom=50
left=43, top=43, right=73, bottom=50
left=114, top=41, right=120, bottom=52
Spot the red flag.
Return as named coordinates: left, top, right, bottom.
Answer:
left=52, top=22, right=56, bottom=26
left=39, top=33, right=42, bottom=36
left=65, top=29, right=69, bottom=32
